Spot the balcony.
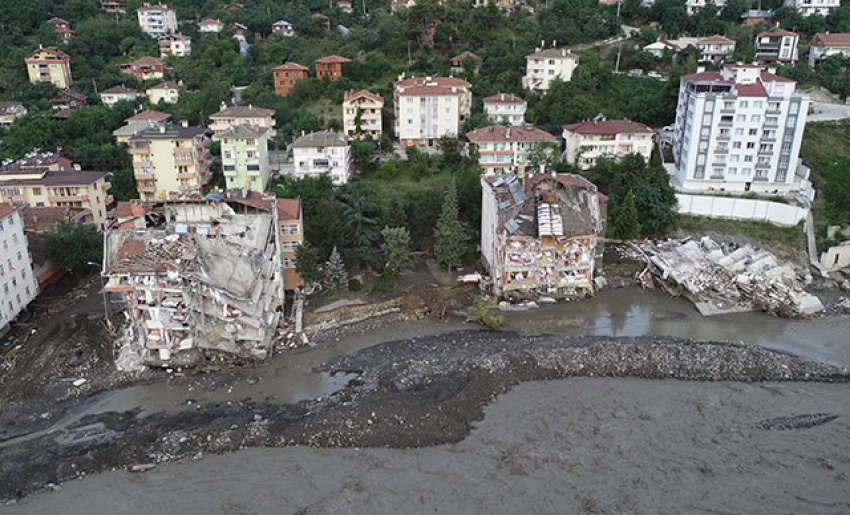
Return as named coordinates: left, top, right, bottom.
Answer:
left=48, top=194, right=90, bottom=203
left=129, top=146, right=150, bottom=155
left=176, top=171, right=197, bottom=180
left=200, top=171, right=213, bottom=185
left=134, top=169, right=154, bottom=179
left=105, top=195, right=114, bottom=205
left=138, top=185, right=156, bottom=193
left=173, top=154, right=194, bottom=165
left=753, top=175, right=769, bottom=182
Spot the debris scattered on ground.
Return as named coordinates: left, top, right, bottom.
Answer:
left=639, top=237, right=824, bottom=318
left=754, top=413, right=839, bottom=431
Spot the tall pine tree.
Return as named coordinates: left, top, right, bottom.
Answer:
left=324, top=246, right=348, bottom=292
left=613, top=189, right=642, bottom=240
left=433, top=179, right=466, bottom=271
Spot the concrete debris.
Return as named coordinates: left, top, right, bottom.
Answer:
left=639, top=237, right=824, bottom=318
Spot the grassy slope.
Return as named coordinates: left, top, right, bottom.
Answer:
left=799, top=121, right=850, bottom=226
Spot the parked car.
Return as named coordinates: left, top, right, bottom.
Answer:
left=647, top=71, right=663, bottom=79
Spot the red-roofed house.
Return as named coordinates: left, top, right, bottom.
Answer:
left=467, top=125, right=558, bottom=175
left=393, top=75, right=472, bottom=147
left=808, top=32, right=850, bottom=66
left=450, top=51, right=481, bottom=75
left=314, top=55, right=351, bottom=81
left=276, top=198, right=303, bottom=290
left=696, top=35, right=735, bottom=64
left=47, top=18, right=74, bottom=41
left=342, top=90, right=384, bottom=140
left=119, top=56, right=165, bottom=81
left=562, top=118, right=654, bottom=169
left=755, top=27, right=799, bottom=65
left=672, top=64, right=810, bottom=194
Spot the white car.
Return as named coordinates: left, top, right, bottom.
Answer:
left=647, top=71, right=663, bottom=79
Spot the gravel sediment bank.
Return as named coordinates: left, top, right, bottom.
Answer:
left=1, top=330, right=848, bottom=502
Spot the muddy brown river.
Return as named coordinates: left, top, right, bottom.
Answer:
left=8, top=289, right=850, bottom=514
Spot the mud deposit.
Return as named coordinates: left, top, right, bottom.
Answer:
left=2, top=330, right=849, bottom=504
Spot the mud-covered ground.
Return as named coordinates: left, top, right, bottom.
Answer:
left=1, top=330, right=848, bottom=502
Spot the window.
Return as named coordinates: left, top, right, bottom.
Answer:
left=283, top=258, right=296, bottom=268
left=739, top=100, right=748, bottom=108
left=223, top=151, right=232, bottom=159
left=729, top=167, right=737, bottom=175
left=736, top=114, right=746, bottom=123
left=734, top=128, right=744, bottom=136
left=724, top=101, right=734, bottom=109
left=281, top=242, right=300, bottom=252
left=280, top=224, right=300, bottom=235
left=744, top=155, right=753, bottom=162
left=720, top=115, right=733, bottom=124
left=730, top=154, right=739, bottom=162
left=2, top=284, right=6, bottom=294
left=750, top=115, right=761, bottom=123
left=746, top=142, right=755, bottom=149
left=0, top=221, right=3, bottom=232
left=753, top=101, right=763, bottom=109
left=32, top=188, right=41, bottom=196
left=733, top=142, right=742, bottom=149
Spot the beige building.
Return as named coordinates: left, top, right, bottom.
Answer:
left=561, top=119, right=654, bottom=169
left=0, top=102, right=27, bottom=128
left=480, top=173, right=602, bottom=302
left=0, top=160, right=113, bottom=227
left=146, top=81, right=179, bottom=104
left=127, top=122, right=211, bottom=200
left=25, top=46, right=72, bottom=89
left=209, top=104, right=276, bottom=135
left=523, top=48, right=579, bottom=91
left=466, top=125, right=559, bottom=176
left=113, top=110, right=171, bottom=145
left=393, top=75, right=472, bottom=148
left=343, top=90, right=384, bottom=140
left=483, top=93, right=527, bottom=125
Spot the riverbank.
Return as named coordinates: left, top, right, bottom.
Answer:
left=2, top=330, right=847, bottom=502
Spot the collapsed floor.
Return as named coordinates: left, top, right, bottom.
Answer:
left=638, top=237, right=824, bottom=318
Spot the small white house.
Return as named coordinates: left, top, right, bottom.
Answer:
left=99, top=85, right=141, bottom=107
left=291, top=130, right=351, bottom=185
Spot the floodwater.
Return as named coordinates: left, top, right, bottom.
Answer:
left=9, top=288, right=850, bottom=513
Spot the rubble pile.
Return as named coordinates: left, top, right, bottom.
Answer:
left=639, top=237, right=824, bottom=318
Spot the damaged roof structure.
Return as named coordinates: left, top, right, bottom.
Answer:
left=481, top=172, right=603, bottom=302
left=104, top=194, right=284, bottom=368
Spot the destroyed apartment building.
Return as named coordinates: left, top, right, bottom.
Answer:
left=638, top=237, right=823, bottom=318
left=104, top=194, right=285, bottom=367
left=481, top=172, right=603, bottom=302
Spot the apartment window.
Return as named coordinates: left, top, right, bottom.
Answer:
left=730, top=154, right=739, bottom=162
left=713, top=168, right=724, bottom=176
left=0, top=221, right=3, bottom=232
left=281, top=242, right=300, bottom=252
left=2, top=241, right=6, bottom=251
left=2, top=284, right=6, bottom=294
left=15, top=294, right=20, bottom=306
left=720, top=115, right=733, bottom=124
left=753, top=101, right=763, bottom=109
left=750, top=114, right=761, bottom=123
left=280, top=224, right=300, bottom=235
left=739, top=100, right=748, bottom=108
left=246, top=151, right=257, bottom=159
left=729, top=167, right=737, bottom=175
left=736, top=114, right=746, bottom=123
left=11, top=234, right=17, bottom=245
left=781, top=142, right=792, bottom=152
left=700, top=127, right=710, bottom=137
left=16, top=251, right=21, bottom=261
left=724, top=101, right=734, bottom=109
left=32, top=188, right=41, bottom=196
left=744, top=155, right=753, bottom=162
left=283, top=258, right=296, bottom=268
left=733, top=142, right=742, bottom=149
left=12, top=278, right=17, bottom=287
left=247, top=164, right=260, bottom=171
left=790, top=102, right=799, bottom=114
left=760, top=144, right=773, bottom=152
left=223, top=151, right=232, bottom=159
left=716, top=142, right=728, bottom=151
left=719, top=128, right=730, bottom=136
left=694, top=166, right=705, bottom=179
left=735, top=128, right=744, bottom=136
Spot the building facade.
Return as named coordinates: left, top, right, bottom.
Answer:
left=755, top=27, right=799, bottom=65
left=198, top=18, right=223, bottom=32
left=795, top=0, right=839, bottom=16
left=480, top=173, right=602, bottom=302
left=271, top=20, right=294, bottom=36
left=808, top=32, right=850, bottom=66
left=273, top=62, right=308, bottom=96
left=483, top=93, right=527, bottom=125
left=466, top=125, right=559, bottom=176
left=0, top=205, right=39, bottom=334
left=47, top=18, right=74, bottom=40
left=146, top=81, right=179, bottom=104
left=209, top=104, right=276, bottom=134
left=276, top=198, right=303, bottom=290
left=0, top=165, right=113, bottom=227
left=696, top=35, right=736, bottom=64
left=120, top=56, right=165, bottom=81
left=450, top=51, right=481, bottom=75
left=103, top=197, right=283, bottom=367
left=672, top=64, right=809, bottom=193
left=291, top=130, right=351, bottom=185
left=137, top=3, right=177, bottom=37
left=342, top=90, right=384, bottom=140
left=0, top=102, right=27, bottom=128
left=561, top=119, right=655, bottom=169
left=214, top=125, right=272, bottom=193
left=393, top=75, right=472, bottom=147
left=99, top=85, right=141, bottom=107
left=158, top=33, right=192, bottom=57
left=25, top=46, right=72, bottom=89
left=523, top=48, right=579, bottom=91
left=127, top=122, right=211, bottom=200
left=685, top=0, right=727, bottom=15
left=314, top=55, right=351, bottom=81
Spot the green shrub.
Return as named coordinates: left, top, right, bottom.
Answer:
left=347, top=278, right=362, bottom=292
left=466, top=297, right=506, bottom=330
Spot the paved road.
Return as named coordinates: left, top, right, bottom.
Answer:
left=807, top=101, right=850, bottom=122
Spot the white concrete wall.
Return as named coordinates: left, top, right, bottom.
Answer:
left=820, top=243, right=850, bottom=271
left=676, top=193, right=807, bottom=227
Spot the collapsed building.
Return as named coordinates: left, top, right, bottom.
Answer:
left=104, top=194, right=284, bottom=367
left=480, top=172, right=603, bottom=302
left=639, top=237, right=823, bottom=317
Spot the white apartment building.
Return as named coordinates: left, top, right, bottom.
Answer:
left=685, top=0, right=727, bottom=15
left=343, top=90, right=384, bottom=140
left=137, top=3, right=178, bottom=37
left=466, top=125, right=558, bottom=175
left=393, top=76, right=472, bottom=148
left=696, top=35, right=736, bottom=64
left=158, top=33, right=192, bottom=57
left=562, top=119, right=654, bottom=169
left=523, top=48, right=579, bottom=91
left=808, top=33, right=850, bottom=66
left=795, top=0, right=839, bottom=16
left=483, top=93, right=527, bottom=125
left=214, top=125, right=272, bottom=193
left=755, top=27, right=799, bottom=65
left=0, top=204, right=39, bottom=333
left=672, top=64, right=809, bottom=193
left=291, top=130, right=351, bottom=185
